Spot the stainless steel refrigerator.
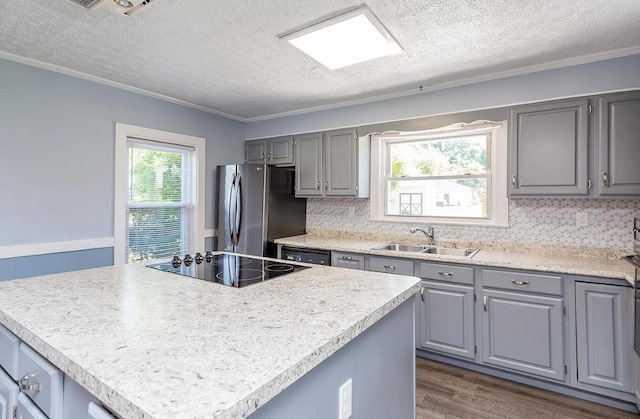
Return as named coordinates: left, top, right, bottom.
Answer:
left=216, top=164, right=307, bottom=257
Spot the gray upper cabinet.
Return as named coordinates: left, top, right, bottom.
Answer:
left=419, top=280, right=475, bottom=360
left=324, top=129, right=358, bottom=196
left=295, top=128, right=369, bottom=198
left=268, top=136, right=295, bottom=166
left=575, top=282, right=633, bottom=393
left=481, top=289, right=565, bottom=381
left=509, top=99, right=590, bottom=196
left=294, top=132, right=323, bottom=197
left=246, top=137, right=295, bottom=165
left=245, top=139, right=267, bottom=164
left=596, top=91, right=640, bottom=196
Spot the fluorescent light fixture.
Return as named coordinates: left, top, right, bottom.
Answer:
left=282, top=7, right=403, bottom=70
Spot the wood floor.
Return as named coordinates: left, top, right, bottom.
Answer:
left=416, top=357, right=638, bottom=419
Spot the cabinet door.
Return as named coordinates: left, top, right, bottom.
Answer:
left=324, top=129, right=357, bottom=196
left=597, top=91, right=640, bottom=195
left=509, top=99, right=589, bottom=195
left=482, top=289, right=565, bottom=381
left=0, top=369, right=18, bottom=419
left=419, top=281, right=475, bottom=359
left=575, top=283, right=632, bottom=393
left=331, top=252, right=365, bottom=270
left=268, top=136, right=295, bottom=166
left=16, top=394, right=47, bottom=419
left=294, top=133, right=323, bottom=197
left=245, top=139, right=266, bottom=164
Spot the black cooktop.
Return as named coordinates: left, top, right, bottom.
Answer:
left=147, top=253, right=310, bottom=288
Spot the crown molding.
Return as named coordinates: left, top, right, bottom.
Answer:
left=0, top=51, right=248, bottom=122
left=244, top=46, right=640, bottom=122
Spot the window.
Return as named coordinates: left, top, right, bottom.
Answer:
left=114, top=124, right=205, bottom=265
left=370, top=122, right=508, bottom=226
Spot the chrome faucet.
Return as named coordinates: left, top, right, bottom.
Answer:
left=410, top=225, right=435, bottom=245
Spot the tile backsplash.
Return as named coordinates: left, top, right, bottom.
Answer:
left=306, top=198, right=640, bottom=250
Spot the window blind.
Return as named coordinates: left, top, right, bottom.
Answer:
left=125, top=139, right=195, bottom=263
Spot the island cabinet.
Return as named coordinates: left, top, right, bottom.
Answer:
left=575, top=282, right=633, bottom=393
left=480, top=269, right=566, bottom=382
left=417, top=262, right=476, bottom=360
left=294, top=128, right=369, bottom=198
left=596, top=91, right=640, bottom=196
left=245, top=136, right=295, bottom=165
left=508, top=98, right=590, bottom=196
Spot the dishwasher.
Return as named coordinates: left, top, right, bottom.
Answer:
left=281, top=246, right=331, bottom=266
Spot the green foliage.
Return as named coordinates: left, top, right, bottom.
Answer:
left=130, top=149, right=183, bottom=203
left=391, top=157, right=405, bottom=177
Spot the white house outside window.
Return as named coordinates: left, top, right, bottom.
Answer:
left=370, top=122, right=508, bottom=227
left=114, top=124, right=205, bottom=265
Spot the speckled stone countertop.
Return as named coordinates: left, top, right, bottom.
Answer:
left=275, top=235, right=636, bottom=286
left=0, top=253, right=420, bottom=419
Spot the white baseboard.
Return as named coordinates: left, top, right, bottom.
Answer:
left=0, top=238, right=115, bottom=259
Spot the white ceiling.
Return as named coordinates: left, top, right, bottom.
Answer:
left=1, top=0, right=639, bottom=121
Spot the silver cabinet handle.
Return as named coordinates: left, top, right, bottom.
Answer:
left=20, top=373, right=40, bottom=392
left=511, top=175, right=517, bottom=188
left=267, top=152, right=272, bottom=160
left=438, top=271, right=453, bottom=277
left=339, top=256, right=353, bottom=260
left=511, top=280, right=529, bottom=285
left=384, top=265, right=397, bottom=270
left=633, top=227, right=639, bottom=234
left=483, top=296, right=488, bottom=312
left=602, top=172, right=608, bottom=187
left=261, top=152, right=265, bottom=161
left=587, top=179, right=592, bottom=189
left=325, top=181, right=328, bottom=190
left=420, top=288, right=425, bottom=302
left=316, top=181, right=320, bottom=190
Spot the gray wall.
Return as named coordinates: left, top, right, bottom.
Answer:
left=245, top=54, right=640, bottom=138
left=0, top=58, right=245, bottom=247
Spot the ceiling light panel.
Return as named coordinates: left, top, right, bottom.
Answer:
left=283, top=7, right=403, bottom=70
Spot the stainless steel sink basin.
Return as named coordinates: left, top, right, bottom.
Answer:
left=422, top=247, right=479, bottom=257
left=372, top=243, right=479, bottom=258
left=373, top=243, right=429, bottom=252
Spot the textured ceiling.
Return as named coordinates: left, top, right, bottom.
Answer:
left=1, top=0, right=639, bottom=120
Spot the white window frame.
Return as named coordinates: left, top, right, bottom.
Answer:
left=114, top=123, right=206, bottom=265
left=370, top=122, right=508, bottom=227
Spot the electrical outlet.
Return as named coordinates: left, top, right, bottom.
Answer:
left=339, top=378, right=352, bottom=419
left=348, top=207, right=355, bottom=218
left=576, top=212, right=589, bottom=227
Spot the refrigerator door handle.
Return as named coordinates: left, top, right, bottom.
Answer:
left=234, top=173, right=242, bottom=246
left=229, top=173, right=237, bottom=247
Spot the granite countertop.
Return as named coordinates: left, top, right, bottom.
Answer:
left=275, top=235, right=636, bottom=286
left=0, top=253, right=420, bottom=419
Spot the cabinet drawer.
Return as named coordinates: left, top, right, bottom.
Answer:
left=419, top=263, right=474, bottom=285
left=89, top=402, right=116, bottom=419
left=0, top=324, right=20, bottom=380
left=331, top=252, right=365, bottom=270
left=18, top=343, right=63, bottom=419
left=17, top=393, right=47, bottom=419
left=0, top=367, right=19, bottom=419
left=481, top=269, right=563, bottom=296
left=369, top=257, right=414, bottom=276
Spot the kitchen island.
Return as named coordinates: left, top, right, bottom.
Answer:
left=0, top=253, right=420, bottom=419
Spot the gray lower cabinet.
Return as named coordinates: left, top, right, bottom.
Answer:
left=481, top=289, right=565, bottom=381
left=331, top=252, right=365, bottom=270
left=419, top=280, right=475, bottom=360
left=0, top=368, right=18, bottom=419
left=294, top=128, right=369, bottom=198
left=575, top=282, right=633, bottom=393
left=596, top=91, right=640, bottom=196
left=509, top=98, right=590, bottom=196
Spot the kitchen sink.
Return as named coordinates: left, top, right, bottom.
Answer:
left=373, top=243, right=430, bottom=252
left=372, top=243, right=479, bottom=258
left=422, top=247, right=479, bottom=257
